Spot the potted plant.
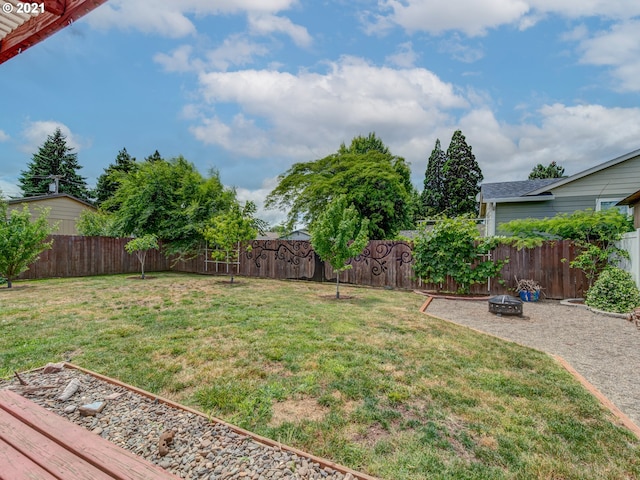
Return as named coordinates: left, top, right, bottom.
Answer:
left=515, top=277, right=542, bottom=302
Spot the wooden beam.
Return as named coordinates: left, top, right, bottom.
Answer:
left=44, top=0, right=67, bottom=16
left=0, top=0, right=108, bottom=65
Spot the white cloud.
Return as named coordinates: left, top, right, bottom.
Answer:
left=192, top=56, right=467, bottom=162
left=0, top=178, right=22, bottom=198
left=0, top=130, right=9, bottom=142
left=248, top=13, right=312, bottom=47
left=574, top=20, right=640, bottom=92
left=20, top=121, right=85, bottom=154
left=385, top=42, right=418, bottom=68
left=370, top=0, right=640, bottom=37
left=88, top=0, right=300, bottom=38
left=154, top=45, right=199, bottom=73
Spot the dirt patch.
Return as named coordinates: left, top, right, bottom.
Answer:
left=126, top=276, right=157, bottom=280
left=269, top=398, right=328, bottom=427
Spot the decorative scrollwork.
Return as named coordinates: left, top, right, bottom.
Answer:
left=350, top=241, right=414, bottom=276
left=245, top=240, right=315, bottom=269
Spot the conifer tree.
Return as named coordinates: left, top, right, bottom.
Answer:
left=421, top=139, right=447, bottom=217
left=18, top=128, right=91, bottom=201
left=442, top=130, right=483, bottom=216
left=95, top=148, right=137, bottom=208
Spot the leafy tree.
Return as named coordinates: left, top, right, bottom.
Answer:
left=266, top=133, right=414, bottom=239
left=585, top=267, right=640, bottom=313
left=95, top=148, right=137, bottom=208
left=0, top=202, right=55, bottom=288
left=18, top=128, right=91, bottom=202
left=500, top=208, right=633, bottom=286
left=310, top=195, right=370, bottom=299
left=202, top=202, right=258, bottom=283
left=528, top=161, right=565, bottom=180
left=413, top=216, right=505, bottom=294
left=125, top=234, right=159, bottom=279
left=106, top=157, right=235, bottom=256
left=76, top=210, right=119, bottom=237
left=441, top=130, right=483, bottom=216
left=421, top=139, right=447, bottom=217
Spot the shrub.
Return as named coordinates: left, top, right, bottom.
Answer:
left=585, top=267, right=640, bottom=314
left=413, top=216, right=506, bottom=294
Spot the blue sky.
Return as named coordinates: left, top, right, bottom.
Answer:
left=1, top=0, right=640, bottom=225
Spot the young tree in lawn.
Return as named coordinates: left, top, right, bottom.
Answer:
left=421, top=138, right=447, bottom=217
left=18, top=128, right=92, bottom=202
left=310, top=195, right=370, bottom=299
left=124, top=234, right=159, bottom=279
left=528, top=161, right=565, bottom=179
left=0, top=202, right=55, bottom=288
left=95, top=148, right=137, bottom=208
left=442, top=130, right=483, bottom=217
left=202, top=202, right=258, bottom=284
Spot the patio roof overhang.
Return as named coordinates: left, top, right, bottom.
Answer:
left=0, top=0, right=108, bottom=65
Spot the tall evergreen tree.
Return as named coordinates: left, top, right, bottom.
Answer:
left=145, top=150, right=163, bottom=163
left=442, top=130, right=483, bottom=216
left=18, top=128, right=91, bottom=201
left=421, top=139, right=447, bottom=217
left=95, top=148, right=137, bottom=208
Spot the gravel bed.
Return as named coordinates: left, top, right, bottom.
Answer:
left=0, top=367, right=359, bottom=480
left=424, top=297, right=640, bottom=427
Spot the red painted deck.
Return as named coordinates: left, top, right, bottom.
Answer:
left=0, top=390, right=179, bottom=480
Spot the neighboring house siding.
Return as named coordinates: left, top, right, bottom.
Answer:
left=7, top=197, right=94, bottom=235
left=551, top=155, right=640, bottom=198
left=495, top=196, right=596, bottom=234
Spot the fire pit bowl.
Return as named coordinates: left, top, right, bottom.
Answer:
left=488, top=295, right=523, bottom=316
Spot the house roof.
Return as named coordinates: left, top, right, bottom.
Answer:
left=480, top=147, right=640, bottom=205
left=0, top=0, right=108, bottom=65
left=525, top=147, right=640, bottom=196
left=8, top=193, right=96, bottom=210
left=618, top=189, right=640, bottom=206
left=481, top=178, right=560, bottom=203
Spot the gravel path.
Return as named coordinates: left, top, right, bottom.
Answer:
left=424, top=297, right=640, bottom=427
left=0, top=367, right=362, bottom=480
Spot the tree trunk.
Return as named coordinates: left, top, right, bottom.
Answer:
left=7, top=278, right=12, bottom=288
left=336, top=272, right=340, bottom=299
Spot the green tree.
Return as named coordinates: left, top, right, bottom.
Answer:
left=125, top=234, right=159, bottom=279
left=95, top=148, right=137, bottom=208
left=76, top=210, right=119, bottom=237
left=202, top=202, right=258, bottom=284
left=0, top=202, right=55, bottom=288
left=107, top=157, right=235, bottom=256
left=18, top=128, right=91, bottom=201
left=266, top=133, right=414, bottom=239
left=413, top=216, right=505, bottom=294
left=310, top=195, right=370, bottom=299
left=145, top=150, right=163, bottom=163
left=442, top=130, right=483, bottom=216
left=528, top=161, right=565, bottom=180
left=421, top=138, right=447, bottom=217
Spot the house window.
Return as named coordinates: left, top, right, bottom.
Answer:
left=596, top=198, right=631, bottom=215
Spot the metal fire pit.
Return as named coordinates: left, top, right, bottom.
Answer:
left=488, top=295, right=523, bottom=316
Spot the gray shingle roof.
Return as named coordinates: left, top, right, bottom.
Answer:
left=481, top=178, right=561, bottom=201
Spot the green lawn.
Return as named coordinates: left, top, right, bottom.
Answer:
left=1, top=273, right=638, bottom=479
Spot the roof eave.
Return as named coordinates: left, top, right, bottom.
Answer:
left=482, top=194, right=555, bottom=204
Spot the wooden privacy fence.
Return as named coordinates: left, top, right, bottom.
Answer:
left=18, top=236, right=588, bottom=299
left=18, top=236, right=171, bottom=280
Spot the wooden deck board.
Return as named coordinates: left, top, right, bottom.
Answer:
left=0, top=390, right=178, bottom=480
left=0, top=436, right=59, bottom=480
